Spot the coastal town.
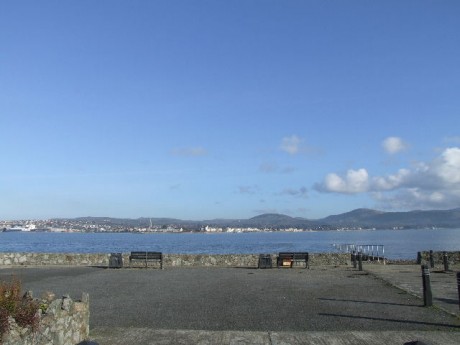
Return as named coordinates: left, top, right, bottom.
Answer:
left=2, top=208, right=459, bottom=233
left=0, top=219, right=317, bottom=233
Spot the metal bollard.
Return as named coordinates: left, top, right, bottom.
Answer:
left=457, top=272, right=460, bottom=311
left=421, top=264, right=433, bottom=307
left=352, top=251, right=357, bottom=269
left=443, top=252, right=449, bottom=272
left=416, top=251, right=422, bottom=265
left=358, top=252, right=363, bottom=271
left=429, top=250, right=434, bottom=268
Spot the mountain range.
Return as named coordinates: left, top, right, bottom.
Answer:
left=73, top=208, right=460, bottom=230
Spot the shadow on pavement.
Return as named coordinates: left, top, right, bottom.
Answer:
left=318, top=297, right=421, bottom=308
left=318, top=313, right=460, bottom=329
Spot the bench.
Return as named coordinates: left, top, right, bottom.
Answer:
left=277, top=252, right=309, bottom=269
left=129, top=251, right=163, bottom=269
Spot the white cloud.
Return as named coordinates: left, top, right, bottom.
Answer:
left=316, top=146, right=460, bottom=210
left=372, top=188, right=451, bottom=210
left=321, top=169, right=369, bottom=194
left=382, top=137, right=407, bottom=154
left=372, top=169, right=411, bottom=190
left=280, top=135, right=302, bottom=155
left=433, top=147, right=460, bottom=184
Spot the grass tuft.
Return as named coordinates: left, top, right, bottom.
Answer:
left=0, top=276, right=40, bottom=338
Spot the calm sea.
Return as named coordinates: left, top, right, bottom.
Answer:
left=1, top=229, right=459, bottom=259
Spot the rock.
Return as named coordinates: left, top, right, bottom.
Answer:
left=23, top=290, right=33, bottom=299
left=41, top=291, right=55, bottom=302
left=61, top=295, right=72, bottom=311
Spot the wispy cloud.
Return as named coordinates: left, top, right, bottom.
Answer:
left=259, top=162, right=279, bottom=173
left=169, top=184, right=181, bottom=190
left=280, top=135, right=303, bottom=155
left=315, top=146, right=460, bottom=210
left=237, top=185, right=260, bottom=195
left=382, top=137, right=408, bottom=155
left=278, top=187, right=308, bottom=198
left=444, top=136, right=460, bottom=144
left=259, top=162, right=296, bottom=174
left=170, top=146, right=208, bottom=157
left=253, top=208, right=278, bottom=215
left=280, top=135, right=321, bottom=156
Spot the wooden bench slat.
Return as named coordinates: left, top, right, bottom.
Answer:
left=129, top=251, right=163, bottom=269
left=277, top=252, right=309, bottom=269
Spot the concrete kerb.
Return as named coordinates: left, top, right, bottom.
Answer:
left=88, top=328, right=460, bottom=345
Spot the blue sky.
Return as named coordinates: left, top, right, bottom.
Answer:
left=1, top=1, right=460, bottom=220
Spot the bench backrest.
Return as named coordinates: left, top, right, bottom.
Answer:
left=278, top=252, right=309, bottom=260
left=130, top=251, right=162, bottom=260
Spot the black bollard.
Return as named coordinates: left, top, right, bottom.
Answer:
left=416, top=251, right=422, bottom=265
left=352, top=251, right=357, bottom=269
left=443, top=252, right=449, bottom=272
left=358, top=252, right=363, bottom=271
left=429, top=250, right=434, bottom=268
left=421, top=264, right=433, bottom=307
left=457, top=272, right=460, bottom=311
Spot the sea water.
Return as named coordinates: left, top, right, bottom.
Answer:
left=1, top=229, right=459, bottom=259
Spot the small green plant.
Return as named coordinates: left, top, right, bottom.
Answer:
left=0, top=276, right=40, bottom=339
left=39, top=302, right=48, bottom=314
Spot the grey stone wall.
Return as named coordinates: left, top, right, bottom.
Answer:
left=0, top=253, right=110, bottom=266
left=0, top=252, right=351, bottom=268
left=309, top=253, right=350, bottom=266
left=165, top=254, right=259, bottom=267
left=2, top=293, right=89, bottom=345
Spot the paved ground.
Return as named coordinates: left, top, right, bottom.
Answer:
left=1, top=264, right=459, bottom=344
left=365, top=264, right=460, bottom=317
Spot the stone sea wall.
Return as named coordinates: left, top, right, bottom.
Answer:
left=419, top=251, right=460, bottom=266
left=2, top=293, right=89, bottom=345
left=0, top=253, right=110, bottom=267
left=0, top=252, right=351, bottom=267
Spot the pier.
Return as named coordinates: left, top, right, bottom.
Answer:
left=333, top=243, right=385, bottom=263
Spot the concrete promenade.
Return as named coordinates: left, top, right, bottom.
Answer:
left=365, top=264, right=460, bottom=317
left=0, top=264, right=459, bottom=344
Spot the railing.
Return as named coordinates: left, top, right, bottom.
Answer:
left=332, top=243, right=385, bottom=264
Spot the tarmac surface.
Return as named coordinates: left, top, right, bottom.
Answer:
left=1, top=264, right=459, bottom=344
left=365, top=264, right=460, bottom=317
